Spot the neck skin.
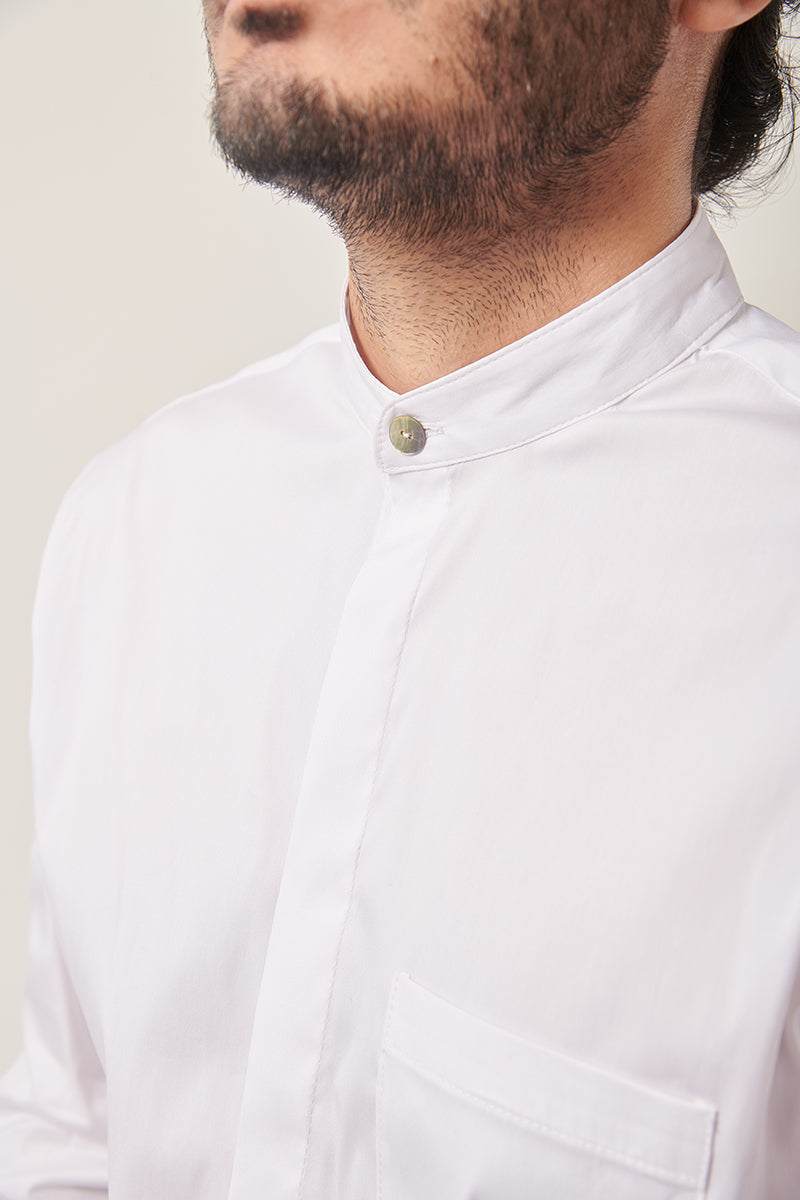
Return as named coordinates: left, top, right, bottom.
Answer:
left=346, top=26, right=720, bottom=395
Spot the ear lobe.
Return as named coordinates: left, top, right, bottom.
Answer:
left=677, top=0, right=774, bottom=34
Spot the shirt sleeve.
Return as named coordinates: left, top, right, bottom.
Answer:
left=759, top=958, right=800, bottom=1198
left=0, top=453, right=120, bottom=1197
left=0, top=847, right=108, bottom=1198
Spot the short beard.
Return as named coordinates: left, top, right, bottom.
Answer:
left=209, top=0, right=671, bottom=248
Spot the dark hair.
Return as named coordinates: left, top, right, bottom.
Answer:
left=694, top=0, right=799, bottom=198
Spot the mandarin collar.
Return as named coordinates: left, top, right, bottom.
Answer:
left=339, top=205, right=744, bottom=474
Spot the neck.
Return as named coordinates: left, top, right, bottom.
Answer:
left=343, top=28, right=712, bottom=397
left=345, top=176, right=694, bottom=395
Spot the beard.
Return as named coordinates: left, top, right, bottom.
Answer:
left=208, top=0, right=672, bottom=246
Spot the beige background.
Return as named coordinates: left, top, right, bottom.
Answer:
left=0, top=1, right=798, bottom=1074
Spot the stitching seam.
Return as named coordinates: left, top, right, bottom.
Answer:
left=383, top=297, right=745, bottom=474
left=381, top=1041, right=713, bottom=1192
left=372, top=215, right=717, bottom=403
left=295, top=470, right=454, bottom=1198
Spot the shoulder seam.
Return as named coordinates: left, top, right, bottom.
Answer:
left=141, top=322, right=341, bottom=427
left=698, top=345, right=800, bottom=413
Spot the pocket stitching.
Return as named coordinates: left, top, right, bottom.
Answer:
left=382, top=1036, right=715, bottom=1192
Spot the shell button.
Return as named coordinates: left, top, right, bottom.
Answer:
left=389, top=415, right=427, bottom=455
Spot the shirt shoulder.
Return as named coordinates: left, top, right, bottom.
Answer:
left=700, top=302, right=800, bottom=413
left=51, top=322, right=347, bottom=522
left=33, top=322, right=351, bottom=625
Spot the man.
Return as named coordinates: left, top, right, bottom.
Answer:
left=1, top=0, right=799, bottom=1194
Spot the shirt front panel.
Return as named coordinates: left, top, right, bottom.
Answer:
left=4, top=210, right=799, bottom=1200
left=307, top=370, right=800, bottom=1198
left=28, top=329, right=386, bottom=1198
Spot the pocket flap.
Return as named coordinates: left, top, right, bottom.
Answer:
left=383, top=974, right=717, bottom=1192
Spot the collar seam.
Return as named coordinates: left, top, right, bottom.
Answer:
left=371, top=210, right=720, bottom=405
left=381, top=295, right=746, bottom=474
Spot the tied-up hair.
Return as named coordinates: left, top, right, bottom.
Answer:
left=695, top=0, right=800, bottom=198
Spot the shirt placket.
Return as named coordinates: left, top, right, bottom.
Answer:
left=227, top=452, right=451, bottom=1200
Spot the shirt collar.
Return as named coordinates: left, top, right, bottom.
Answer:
left=339, top=205, right=744, bottom=474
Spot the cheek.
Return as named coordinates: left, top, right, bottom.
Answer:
left=206, top=0, right=473, bottom=100
left=203, top=0, right=230, bottom=47
left=320, top=1, right=473, bottom=83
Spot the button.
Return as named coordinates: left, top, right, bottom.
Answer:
left=389, top=415, right=427, bottom=455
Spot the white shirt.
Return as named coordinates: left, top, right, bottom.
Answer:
left=1, top=206, right=799, bottom=1199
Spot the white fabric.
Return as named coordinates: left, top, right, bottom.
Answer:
left=1, top=205, right=800, bottom=1198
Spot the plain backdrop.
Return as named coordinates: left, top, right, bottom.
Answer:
left=0, top=1, right=798, bottom=1074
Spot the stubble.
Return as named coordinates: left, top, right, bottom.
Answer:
left=208, top=0, right=672, bottom=248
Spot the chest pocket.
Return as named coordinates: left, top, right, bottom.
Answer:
left=377, top=974, right=717, bottom=1200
